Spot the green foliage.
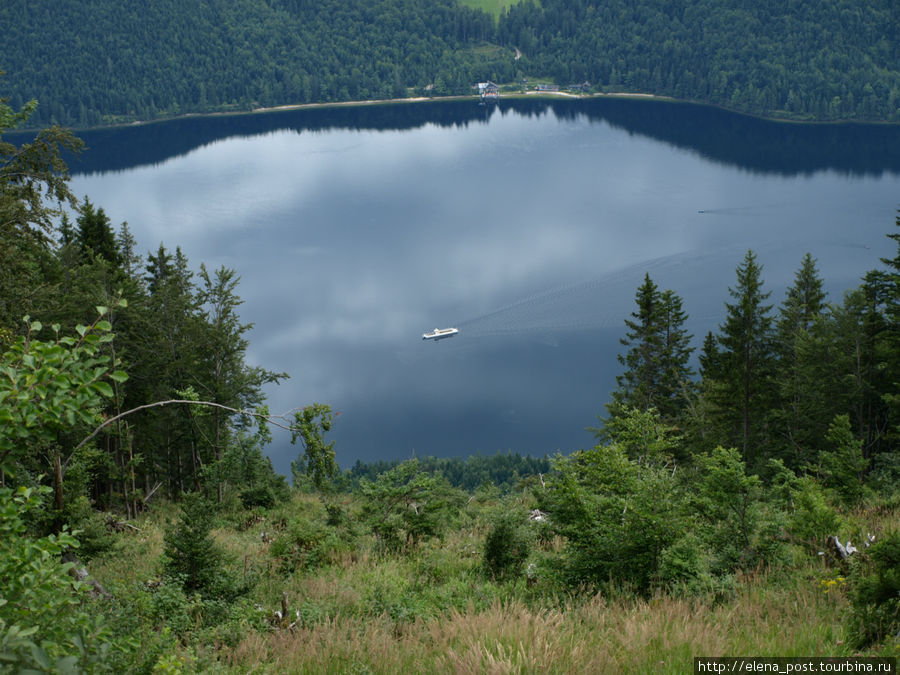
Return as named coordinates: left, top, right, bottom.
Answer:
left=604, top=275, right=694, bottom=431
left=540, top=427, right=691, bottom=593
left=602, top=406, right=678, bottom=466
left=161, top=492, right=226, bottom=594
left=291, top=403, right=339, bottom=490
left=704, top=250, right=776, bottom=468
left=0, top=84, right=84, bottom=332
left=819, top=414, right=868, bottom=506
left=360, top=459, right=464, bottom=551
left=76, top=198, right=120, bottom=266
left=770, top=253, right=828, bottom=468
left=347, top=451, right=550, bottom=493
left=206, top=427, right=290, bottom=508
left=0, top=312, right=126, bottom=474
left=0, top=485, right=122, bottom=672
left=0, top=0, right=498, bottom=128
left=786, top=477, right=842, bottom=554
left=5, top=0, right=899, bottom=126
left=690, top=446, right=773, bottom=572
left=482, top=508, right=534, bottom=581
left=848, top=531, right=900, bottom=648
left=270, top=514, right=351, bottom=575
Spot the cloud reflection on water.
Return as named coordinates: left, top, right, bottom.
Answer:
left=67, top=102, right=900, bottom=474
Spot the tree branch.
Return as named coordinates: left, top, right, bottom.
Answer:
left=75, top=399, right=303, bottom=453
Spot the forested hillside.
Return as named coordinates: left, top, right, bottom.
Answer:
left=2, top=0, right=899, bottom=127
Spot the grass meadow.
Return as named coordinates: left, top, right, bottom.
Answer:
left=86, top=492, right=899, bottom=673
left=457, top=0, right=529, bottom=20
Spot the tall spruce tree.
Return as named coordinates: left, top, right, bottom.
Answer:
left=871, top=211, right=900, bottom=453
left=76, top=198, right=119, bottom=266
left=657, top=288, right=696, bottom=421
left=134, top=245, right=205, bottom=496
left=0, top=90, right=82, bottom=334
left=605, top=274, right=694, bottom=430
left=197, top=264, right=285, bottom=500
left=710, top=250, right=776, bottom=469
left=771, top=253, right=827, bottom=468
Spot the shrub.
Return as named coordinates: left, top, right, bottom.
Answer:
left=161, top=492, right=225, bottom=593
left=786, top=476, right=842, bottom=553
left=270, top=515, right=349, bottom=574
left=691, top=446, right=774, bottom=572
left=239, top=485, right=275, bottom=510
left=482, top=509, right=533, bottom=581
left=0, top=485, right=124, bottom=671
left=360, top=459, right=464, bottom=552
left=820, top=414, right=868, bottom=506
left=848, top=531, right=900, bottom=648
left=540, top=443, right=689, bottom=593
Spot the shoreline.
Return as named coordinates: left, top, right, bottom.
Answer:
left=78, top=91, right=684, bottom=132
left=15, top=90, right=893, bottom=134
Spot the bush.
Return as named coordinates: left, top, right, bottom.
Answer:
left=691, top=447, right=774, bottom=572
left=239, top=485, right=275, bottom=510
left=787, top=477, right=842, bottom=553
left=482, top=509, right=533, bottom=581
left=360, top=460, right=464, bottom=552
left=656, top=532, right=709, bottom=588
left=0, top=485, right=125, bottom=672
left=848, top=531, right=900, bottom=648
left=820, top=414, right=868, bottom=506
left=161, top=492, right=226, bottom=593
left=540, top=443, right=689, bottom=593
left=270, top=516, right=348, bottom=574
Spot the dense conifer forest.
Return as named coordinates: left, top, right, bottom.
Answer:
left=1, top=62, right=899, bottom=672
left=2, top=0, right=900, bottom=127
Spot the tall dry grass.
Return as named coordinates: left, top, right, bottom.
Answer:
left=223, top=567, right=850, bottom=674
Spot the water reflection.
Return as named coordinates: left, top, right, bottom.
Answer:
left=59, top=100, right=900, bottom=473
left=10, top=98, right=900, bottom=178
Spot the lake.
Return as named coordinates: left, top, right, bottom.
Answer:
left=53, top=97, right=900, bottom=474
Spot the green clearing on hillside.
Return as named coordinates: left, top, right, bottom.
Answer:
left=457, top=0, right=529, bottom=20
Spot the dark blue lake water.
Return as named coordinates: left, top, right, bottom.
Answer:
left=57, top=98, right=900, bottom=474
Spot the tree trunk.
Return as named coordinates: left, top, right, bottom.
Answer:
left=53, top=450, right=65, bottom=514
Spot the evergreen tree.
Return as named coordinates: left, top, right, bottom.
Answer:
left=608, top=274, right=664, bottom=418
left=76, top=198, right=120, bottom=266
left=134, top=245, right=205, bottom=496
left=0, top=90, right=81, bottom=333
left=709, top=250, right=776, bottom=469
left=605, top=274, right=694, bottom=430
left=870, top=211, right=900, bottom=453
left=162, top=492, right=224, bottom=593
left=771, top=253, right=827, bottom=468
left=657, top=289, right=696, bottom=422
left=197, top=264, right=285, bottom=500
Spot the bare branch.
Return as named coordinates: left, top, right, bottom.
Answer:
left=75, top=399, right=304, bottom=453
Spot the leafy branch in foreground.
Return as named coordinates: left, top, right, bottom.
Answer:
left=0, top=484, right=124, bottom=672
left=0, top=305, right=128, bottom=515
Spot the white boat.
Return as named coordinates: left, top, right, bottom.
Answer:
left=422, top=327, right=459, bottom=341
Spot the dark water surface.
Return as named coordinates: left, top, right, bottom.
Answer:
left=52, top=98, right=900, bottom=473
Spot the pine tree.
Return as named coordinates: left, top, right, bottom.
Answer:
left=76, top=198, right=120, bottom=265
left=771, top=253, right=827, bottom=467
left=605, top=274, right=694, bottom=430
left=709, top=250, right=776, bottom=468
left=162, top=492, right=224, bottom=593
left=197, top=264, right=285, bottom=500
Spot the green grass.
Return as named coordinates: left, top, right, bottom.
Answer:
left=457, top=0, right=530, bottom=20
left=83, top=490, right=900, bottom=672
